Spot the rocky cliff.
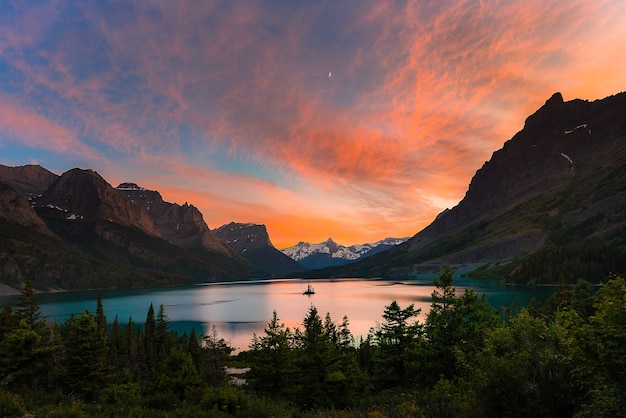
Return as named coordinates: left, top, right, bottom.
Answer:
left=213, top=222, right=305, bottom=276
left=35, top=169, right=159, bottom=236
left=116, top=183, right=242, bottom=259
left=0, top=182, right=52, bottom=234
left=0, top=164, right=58, bottom=198
left=308, top=92, right=626, bottom=281
left=0, top=168, right=259, bottom=291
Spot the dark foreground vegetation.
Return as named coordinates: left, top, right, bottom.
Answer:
left=1, top=268, right=625, bottom=417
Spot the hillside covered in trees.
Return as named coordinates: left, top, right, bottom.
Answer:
left=1, top=270, right=625, bottom=417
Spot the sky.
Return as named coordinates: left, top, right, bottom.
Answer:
left=1, top=1, right=625, bottom=248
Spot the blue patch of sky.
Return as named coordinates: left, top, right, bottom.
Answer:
left=0, top=143, right=66, bottom=170
left=0, top=57, right=26, bottom=94
left=210, top=150, right=294, bottom=188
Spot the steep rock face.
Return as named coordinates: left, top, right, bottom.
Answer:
left=407, top=92, right=626, bottom=252
left=213, top=222, right=273, bottom=251
left=0, top=164, right=58, bottom=198
left=213, top=222, right=305, bottom=276
left=116, top=183, right=241, bottom=258
left=35, top=169, right=158, bottom=236
left=0, top=182, right=51, bottom=234
left=312, top=91, right=626, bottom=279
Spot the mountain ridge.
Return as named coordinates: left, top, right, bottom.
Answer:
left=281, top=237, right=409, bottom=269
left=303, top=91, right=626, bottom=282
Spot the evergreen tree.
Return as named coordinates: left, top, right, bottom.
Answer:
left=372, top=300, right=422, bottom=388
left=142, top=303, right=156, bottom=374
left=155, top=304, right=171, bottom=362
left=0, top=318, right=58, bottom=390
left=146, top=348, right=205, bottom=410
left=246, top=311, right=294, bottom=398
left=16, top=280, right=41, bottom=327
left=202, top=325, right=233, bottom=388
left=109, top=315, right=129, bottom=374
left=60, top=311, right=110, bottom=402
left=95, top=290, right=107, bottom=337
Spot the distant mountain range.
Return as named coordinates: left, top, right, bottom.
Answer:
left=281, top=237, right=409, bottom=269
left=1, top=91, right=625, bottom=291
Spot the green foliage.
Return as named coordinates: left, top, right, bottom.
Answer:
left=0, top=387, right=26, bottom=417
left=371, top=300, right=422, bottom=388
left=564, top=275, right=626, bottom=416
left=506, top=241, right=626, bottom=284
left=424, top=267, right=500, bottom=382
left=60, top=311, right=110, bottom=402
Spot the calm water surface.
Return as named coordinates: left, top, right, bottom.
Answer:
left=1, top=276, right=552, bottom=351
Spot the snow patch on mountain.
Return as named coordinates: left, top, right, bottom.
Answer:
left=281, top=237, right=409, bottom=265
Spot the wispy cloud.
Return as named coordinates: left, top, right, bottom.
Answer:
left=1, top=0, right=624, bottom=245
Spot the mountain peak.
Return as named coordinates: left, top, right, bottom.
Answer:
left=213, top=222, right=273, bottom=250
left=117, top=182, right=148, bottom=191
left=281, top=236, right=409, bottom=269
left=524, top=92, right=566, bottom=130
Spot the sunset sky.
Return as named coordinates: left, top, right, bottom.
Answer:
left=1, top=1, right=625, bottom=248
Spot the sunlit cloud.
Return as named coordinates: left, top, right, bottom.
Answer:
left=1, top=0, right=624, bottom=246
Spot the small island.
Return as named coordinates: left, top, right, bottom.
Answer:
left=303, top=283, right=315, bottom=295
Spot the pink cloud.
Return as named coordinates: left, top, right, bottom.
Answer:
left=0, top=99, right=103, bottom=161
left=2, top=0, right=625, bottom=246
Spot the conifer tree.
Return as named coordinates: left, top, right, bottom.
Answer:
left=16, top=280, right=41, bottom=327
left=95, top=290, right=107, bottom=337
left=246, top=311, right=294, bottom=397
left=61, top=311, right=110, bottom=402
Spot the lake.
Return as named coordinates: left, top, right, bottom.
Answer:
left=0, top=275, right=553, bottom=352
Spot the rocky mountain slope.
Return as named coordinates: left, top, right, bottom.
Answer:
left=306, top=92, right=626, bottom=283
left=213, top=222, right=305, bottom=276
left=116, top=183, right=241, bottom=259
left=0, top=168, right=259, bottom=291
left=282, top=237, right=408, bottom=269
left=0, top=164, right=58, bottom=198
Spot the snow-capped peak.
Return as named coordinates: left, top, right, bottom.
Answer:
left=281, top=237, right=410, bottom=265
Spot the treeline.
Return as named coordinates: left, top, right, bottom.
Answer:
left=1, top=269, right=625, bottom=417
left=507, top=242, right=626, bottom=284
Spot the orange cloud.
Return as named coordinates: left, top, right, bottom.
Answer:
left=2, top=0, right=625, bottom=247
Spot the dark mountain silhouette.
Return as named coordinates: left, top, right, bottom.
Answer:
left=305, top=92, right=626, bottom=283
left=213, top=222, right=305, bottom=276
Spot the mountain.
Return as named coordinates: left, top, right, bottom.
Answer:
left=0, top=167, right=258, bottom=292
left=282, top=237, right=409, bottom=269
left=116, top=183, right=241, bottom=259
left=0, top=181, right=52, bottom=234
left=213, top=222, right=305, bottom=276
left=0, top=164, right=58, bottom=198
left=305, top=92, right=626, bottom=283
left=35, top=169, right=159, bottom=236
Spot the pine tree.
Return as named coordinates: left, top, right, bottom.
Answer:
left=61, top=311, right=110, bottom=402
left=16, top=280, right=41, bottom=327
left=95, top=290, right=107, bottom=337
left=246, top=311, right=294, bottom=397
left=373, top=300, right=422, bottom=388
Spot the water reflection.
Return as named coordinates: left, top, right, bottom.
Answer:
left=0, top=277, right=552, bottom=352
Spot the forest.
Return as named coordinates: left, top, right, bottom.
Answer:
left=1, top=268, right=624, bottom=417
